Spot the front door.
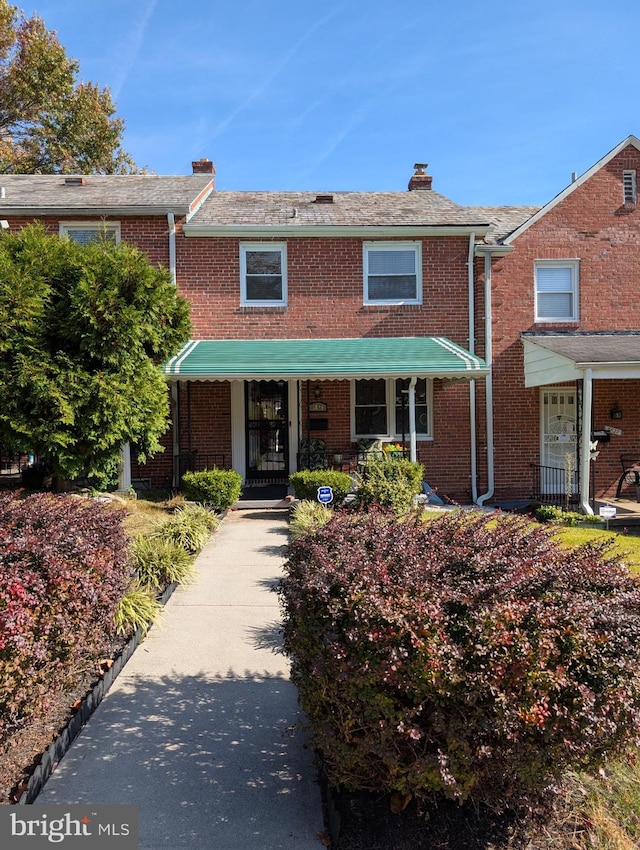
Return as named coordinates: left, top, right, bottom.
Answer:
left=245, top=381, right=289, bottom=481
left=541, top=388, right=578, bottom=494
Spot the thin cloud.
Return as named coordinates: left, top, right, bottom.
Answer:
left=110, top=0, right=158, bottom=101
left=210, top=6, right=343, bottom=140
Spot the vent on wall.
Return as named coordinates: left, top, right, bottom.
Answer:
left=623, top=170, right=636, bottom=205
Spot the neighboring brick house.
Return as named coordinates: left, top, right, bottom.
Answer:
left=472, top=135, right=640, bottom=511
left=2, top=138, right=639, bottom=509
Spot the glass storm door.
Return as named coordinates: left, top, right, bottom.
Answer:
left=541, top=388, right=578, bottom=494
left=245, top=381, right=289, bottom=481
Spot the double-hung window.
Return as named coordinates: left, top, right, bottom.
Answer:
left=59, top=221, right=120, bottom=244
left=240, top=243, right=287, bottom=306
left=353, top=378, right=431, bottom=438
left=534, top=260, right=579, bottom=322
left=363, top=242, right=421, bottom=305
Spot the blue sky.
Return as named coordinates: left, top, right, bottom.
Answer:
left=16, top=0, right=640, bottom=205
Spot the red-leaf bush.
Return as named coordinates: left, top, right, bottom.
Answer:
left=0, top=492, right=132, bottom=736
left=279, top=507, right=640, bottom=807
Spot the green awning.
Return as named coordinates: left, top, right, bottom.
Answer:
left=164, top=337, right=488, bottom=381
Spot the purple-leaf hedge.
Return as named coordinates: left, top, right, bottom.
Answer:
left=279, top=507, right=640, bottom=806
left=0, top=492, right=132, bottom=737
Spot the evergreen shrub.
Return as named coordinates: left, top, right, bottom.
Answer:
left=279, top=507, right=640, bottom=807
left=289, top=469, right=353, bottom=503
left=181, top=468, right=242, bottom=510
left=356, top=456, right=424, bottom=515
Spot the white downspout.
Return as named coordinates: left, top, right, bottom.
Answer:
left=408, top=377, right=417, bottom=462
left=580, top=369, right=594, bottom=515
left=477, top=250, right=495, bottom=506
left=167, top=211, right=176, bottom=285
left=467, top=232, right=478, bottom=502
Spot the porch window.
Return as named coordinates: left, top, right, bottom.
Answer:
left=534, top=260, right=579, bottom=322
left=363, top=242, right=421, bottom=304
left=353, top=378, right=432, bottom=438
left=240, top=243, right=287, bottom=306
left=59, top=221, right=120, bottom=244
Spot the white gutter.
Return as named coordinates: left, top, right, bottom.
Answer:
left=580, top=368, right=594, bottom=515
left=477, top=250, right=495, bottom=506
left=167, top=211, right=176, bottom=285
left=467, top=232, right=478, bottom=502
left=408, top=377, right=417, bottom=462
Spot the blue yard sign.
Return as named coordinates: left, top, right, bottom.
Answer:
left=317, top=486, right=334, bottom=504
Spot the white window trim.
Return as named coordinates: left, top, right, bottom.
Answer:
left=350, top=378, right=433, bottom=440
left=240, top=242, right=288, bottom=307
left=534, top=259, right=579, bottom=323
left=363, top=241, right=422, bottom=306
left=59, top=221, right=121, bottom=243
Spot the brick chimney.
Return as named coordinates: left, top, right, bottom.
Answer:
left=408, top=163, right=432, bottom=191
left=192, top=158, right=215, bottom=175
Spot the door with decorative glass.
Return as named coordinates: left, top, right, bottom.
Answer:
left=540, top=388, right=578, bottom=495
left=245, top=381, right=289, bottom=481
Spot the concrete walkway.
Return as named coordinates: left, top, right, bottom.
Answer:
left=38, top=508, right=324, bottom=850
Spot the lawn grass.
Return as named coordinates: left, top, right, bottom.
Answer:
left=552, top=525, right=640, bottom=574
left=120, top=490, right=185, bottom=538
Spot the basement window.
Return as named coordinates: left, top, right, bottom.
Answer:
left=623, top=170, right=637, bottom=205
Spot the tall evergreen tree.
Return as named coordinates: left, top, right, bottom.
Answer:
left=0, top=224, right=191, bottom=486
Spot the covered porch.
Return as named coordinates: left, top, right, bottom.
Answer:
left=163, top=336, right=488, bottom=496
left=522, top=331, right=640, bottom=514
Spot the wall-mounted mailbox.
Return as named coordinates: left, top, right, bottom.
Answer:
left=309, top=418, right=329, bottom=431
left=591, top=430, right=611, bottom=443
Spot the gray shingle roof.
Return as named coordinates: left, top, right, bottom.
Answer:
left=466, top=205, right=541, bottom=243
left=0, top=174, right=214, bottom=215
left=187, top=190, right=493, bottom=228
left=522, top=331, right=640, bottom=364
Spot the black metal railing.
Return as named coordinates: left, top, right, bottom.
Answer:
left=530, top=463, right=578, bottom=507
left=178, top=452, right=228, bottom=479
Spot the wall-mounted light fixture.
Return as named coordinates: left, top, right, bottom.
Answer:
left=313, top=384, right=323, bottom=399
left=610, top=401, right=623, bottom=420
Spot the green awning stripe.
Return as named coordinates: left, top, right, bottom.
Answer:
left=163, top=337, right=488, bottom=380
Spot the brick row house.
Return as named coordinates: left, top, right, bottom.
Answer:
left=1, top=138, right=639, bottom=510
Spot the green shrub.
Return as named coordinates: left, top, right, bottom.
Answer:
left=356, top=456, right=424, bottom=515
left=289, top=469, right=353, bottom=503
left=182, top=468, right=242, bottom=510
left=289, top=500, right=334, bottom=541
left=536, top=505, right=605, bottom=526
left=279, top=507, right=640, bottom=808
left=153, top=504, right=215, bottom=553
left=114, top=581, right=162, bottom=637
left=0, top=492, right=132, bottom=734
left=131, top=536, right=196, bottom=590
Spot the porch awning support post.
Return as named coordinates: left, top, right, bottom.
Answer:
left=580, top=369, right=594, bottom=515
left=408, top=377, right=417, bottom=462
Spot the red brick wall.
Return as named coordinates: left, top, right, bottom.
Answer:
left=490, top=144, right=640, bottom=500
left=177, top=235, right=473, bottom=342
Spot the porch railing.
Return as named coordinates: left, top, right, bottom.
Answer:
left=178, top=452, right=228, bottom=479
left=530, top=463, right=579, bottom=508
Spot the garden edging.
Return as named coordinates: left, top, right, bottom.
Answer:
left=17, top=580, right=179, bottom=805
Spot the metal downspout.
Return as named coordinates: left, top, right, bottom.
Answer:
left=477, top=250, right=495, bottom=506
left=167, top=211, right=176, bottom=285
left=580, top=369, right=594, bottom=515
left=467, top=233, right=478, bottom=502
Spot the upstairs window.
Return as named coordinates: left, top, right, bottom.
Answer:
left=623, top=170, right=637, bottom=205
left=534, top=261, right=579, bottom=322
left=363, top=242, right=421, bottom=305
left=60, top=221, right=120, bottom=244
left=240, top=243, right=287, bottom=306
